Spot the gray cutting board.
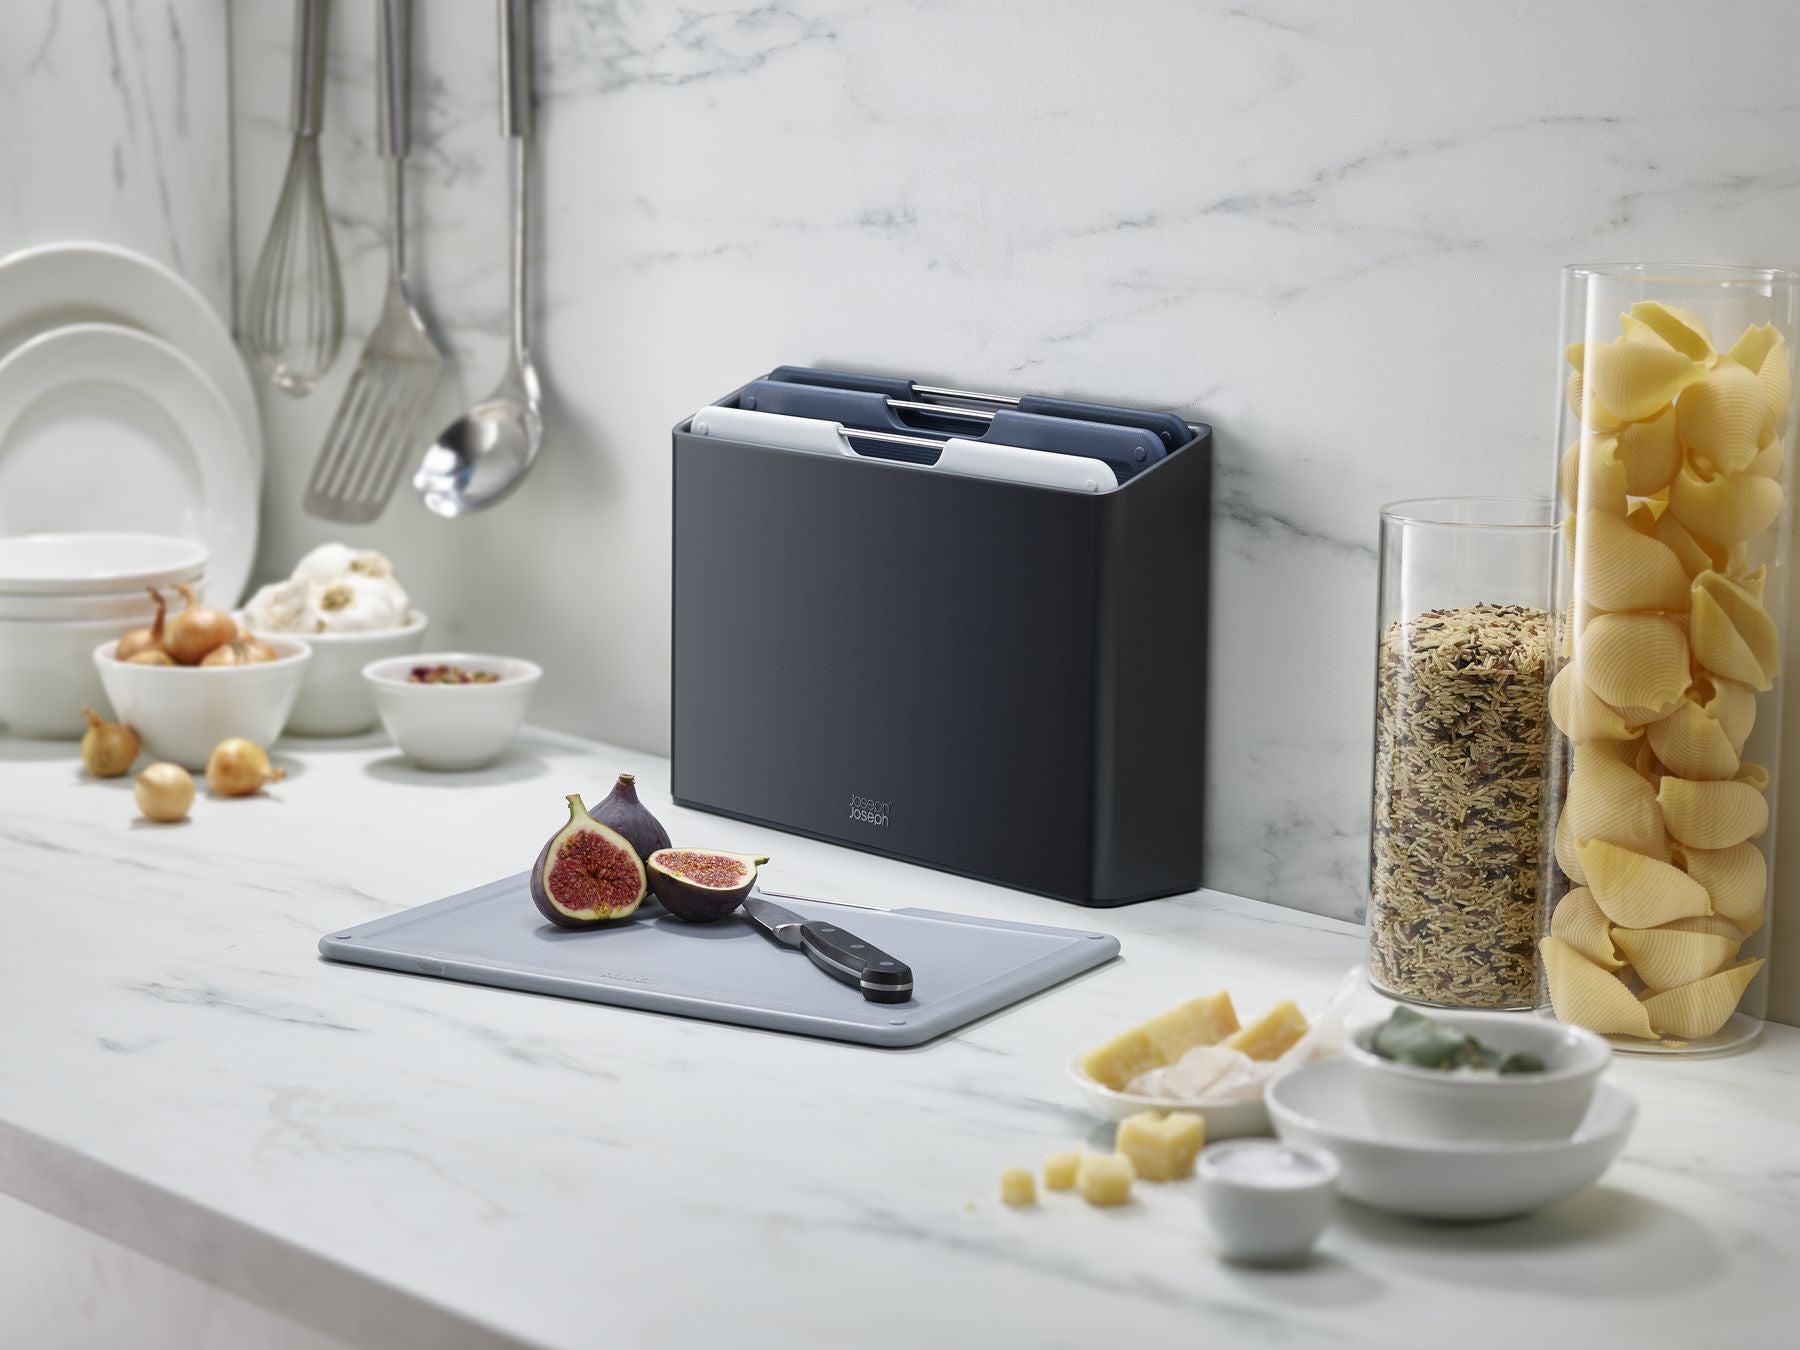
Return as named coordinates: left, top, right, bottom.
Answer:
left=319, top=875, right=1120, bottom=1047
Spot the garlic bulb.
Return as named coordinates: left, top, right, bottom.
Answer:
left=307, top=573, right=410, bottom=633
left=242, top=578, right=309, bottom=633
left=293, top=542, right=394, bottom=585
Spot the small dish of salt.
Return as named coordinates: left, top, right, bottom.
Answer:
left=1196, top=1139, right=1339, bottom=1265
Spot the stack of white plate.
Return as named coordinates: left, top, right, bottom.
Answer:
left=0, top=533, right=208, bottom=737
left=0, top=241, right=262, bottom=611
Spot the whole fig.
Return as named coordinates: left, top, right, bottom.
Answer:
left=590, top=772, right=671, bottom=866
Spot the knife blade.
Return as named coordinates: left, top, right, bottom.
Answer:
left=742, top=894, right=913, bottom=1003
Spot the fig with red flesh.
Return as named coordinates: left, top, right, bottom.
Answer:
left=589, top=771, right=671, bottom=866
left=531, top=794, right=648, bottom=928
left=648, top=848, right=769, bottom=922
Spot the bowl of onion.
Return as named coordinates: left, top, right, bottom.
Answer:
left=95, top=632, right=312, bottom=770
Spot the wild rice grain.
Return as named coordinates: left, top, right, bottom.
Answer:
left=1368, top=603, right=1549, bottom=1009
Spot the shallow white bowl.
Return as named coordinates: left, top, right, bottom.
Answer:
left=94, top=635, right=312, bottom=769
left=1067, top=1053, right=1271, bottom=1139
left=362, top=651, right=541, bottom=771
left=1197, top=1139, right=1339, bottom=1264
left=0, top=532, right=207, bottom=595
left=0, top=615, right=135, bottom=737
left=0, top=578, right=204, bottom=622
left=1345, top=1010, right=1611, bottom=1142
left=1268, top=1058, right=1635, bottom=1221
left=253, top=612, right=428, bottom=737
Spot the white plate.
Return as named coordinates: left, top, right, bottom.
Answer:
left=1067, top=1053, right=1272, bottom=1138
left=0, top=241, right=261, bottom=480
left=0, top=532, right=207, bottom=596
left=0, top=326, right=255, bottom=606
left=1267, top=1058, right=1636, bottom=1221
left=0, top=579, right=205, bottom=622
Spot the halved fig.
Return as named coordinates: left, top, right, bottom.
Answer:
left=530, top=794, right=648, bottom=928
left=647, top=848, right=769, bottom=922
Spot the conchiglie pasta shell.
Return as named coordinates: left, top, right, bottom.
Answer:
left=1575, top=837, right=1712, bottom=928
left=1747, top=429, right=1783, bottom=478
left=1677, top=841, right=1766, bottom=933
left=1573, top=509, right=1690, bottom=613
left=1616, top=407, right=1682, bottom=494
left=1725, top=323, right=1790, bottom=425
left=1611, top=925, right=1741, bottom=993
left=1676, top=361, right=1767, bottom=473
left=1567, top=368, right=1624, bottom=432
left=1628, top=302, right=1716, bottom=363
left=1657, top=774, right=1769, bottom=849
left=1694, top=674, right=1756, bottom=753
left=1690, top=571, right=1779, bottom=690
left=1540, top=936, right=1656, bottom=1039
left=1653, top=511, right=1734, bottom=579
left=1639, top=958, right=1764, bottom=1040
left=1549, top=664, right=1636, bottom=742
left=1645, top=694, right=1740, bottom=779
left=1563, top=750, right=1669, bottom=860
left=1549, top=887, right=1626, bottom=970
left=1559, top=437, right=1628, bottom=514
left=1579, top=335, right=1702, bottom=422
left=1666, top=460, right=1784, bottom=543
left=1555, top=809, right=1586, bottom=885
left=1726, top=322, right=1781, bottom=374
left=1576, top=613, right=1690, bottom=721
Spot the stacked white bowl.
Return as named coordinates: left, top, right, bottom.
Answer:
left=0, top=533, right=208, bottom=737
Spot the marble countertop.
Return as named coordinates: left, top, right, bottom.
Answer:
left=1, top=728, right=1795, bottom=1350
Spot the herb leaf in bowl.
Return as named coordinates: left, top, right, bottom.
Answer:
left=1370, top=1007, right=1545, bottom=1073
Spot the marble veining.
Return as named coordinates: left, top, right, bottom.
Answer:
left=226, top=1, right=1800, bottom=983
left=0, top=731, right=1797, bottom=1349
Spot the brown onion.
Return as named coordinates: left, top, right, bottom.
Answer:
left=126, top=649, right=176, bottom=667
left=200, top=637, right=280, bottom=667
left=205, top=738, right=286, bottom=797
left=115, top=588, right=168, bottom=661
left=135, top=763, right=194, bottom=822
left=80, top=708, right=139, bottom=777
left=164, top=583, right=237, bottom=664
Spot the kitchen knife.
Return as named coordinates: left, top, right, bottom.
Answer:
left=742, top=894, right=914, bottom=1003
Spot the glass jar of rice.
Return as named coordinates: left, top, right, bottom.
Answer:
left=1367, top=497, right=1556, bottom=1009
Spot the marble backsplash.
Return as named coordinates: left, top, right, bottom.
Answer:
left=229, top=0, right=1800, bottom=1018
left=0, top=0, right=230, bottom=311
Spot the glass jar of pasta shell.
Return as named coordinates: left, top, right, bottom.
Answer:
left=1368, top=497, right=1557, bottom=1010
left=1543, top=263, right=1797, bottom=1054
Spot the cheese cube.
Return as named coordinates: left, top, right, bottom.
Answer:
left=1042, top=1150, right=1081, bottom=1191
left=1076, top=1151, right=1134, bottom=1206
left=1079, top=990, right=1241, bottom=1090
left=1142, top=991, right=1240, bottom=1063
left=1222, top=1000, right=1309, bottom=1061
left=1000, top=1168, right=1037, bottom=1206
left=1115, top=1110, right=1206, bottom=1181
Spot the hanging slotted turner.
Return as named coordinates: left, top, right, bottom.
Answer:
left=304, top=0, right=443, bottom=523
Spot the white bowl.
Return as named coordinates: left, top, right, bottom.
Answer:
left=1067, top=1054, right=1271, bottom=1139
left=0, top=532, right=207, bottom=595
left=1267, top=1058, right=1636, bottom=1221
left=0, top=615, right=137, bottom=737
left=1345, top=1010, right=1611, bottom=1142
left=0, top=579, right=205, bottom=622
left=362, top=651, right=541, bottom=771
left=253, top=612, right=428, bottom=737
left=93, top=635, right=312, bottom=769
left=1197, top=1139, right=1339, bottom=1264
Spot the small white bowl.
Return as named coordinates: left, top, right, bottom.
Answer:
left=0, top=532, right=207, bottom=596
left=362, top=651, right=541, bottom=771
left=93, top=635, right=312, bottom=769
left=254, top=612, right=428, bottom=737
left=0, top=581, right=203, bottom=622
left=1197, top=1139, right=1339, bottom=1264
left=1345, top=1010, right=1611, bottom=1143
left=1268, top=1058, right=1636, bottom=1221
left=1066, top=1054, right=1271, bottom=1139
left=0, top=615, right=138, bottom=737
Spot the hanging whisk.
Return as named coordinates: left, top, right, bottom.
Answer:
left=246, top=0, right=344, bottom=396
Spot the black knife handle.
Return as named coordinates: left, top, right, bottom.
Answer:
left=798, top=921, right=913, bottom=1004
